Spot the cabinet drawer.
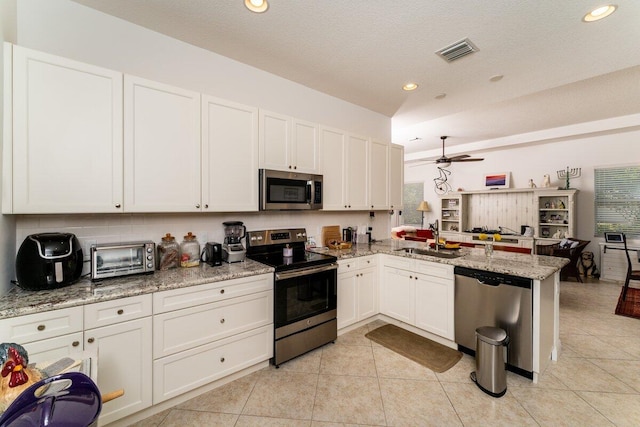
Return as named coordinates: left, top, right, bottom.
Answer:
left=414, top=260, right=454, bottom=280
left=153, top=273, right=272, bottom=314
left=0, top=307, right=83, bottom=343
left=153, top=290, right=273, bottom=358
left=22, top=332, right=84, bottom=364
left=84, top=294, right=152, bottom=329
left=383, top=254, right=414, bottom=270
left=153, top=325, right=273, bottom=403
left=338, top=258, right=358, bottom=271
left=357, top=256, right=377, bottom=269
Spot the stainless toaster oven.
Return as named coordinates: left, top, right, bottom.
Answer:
left=90, top=241, right=155, bottom=280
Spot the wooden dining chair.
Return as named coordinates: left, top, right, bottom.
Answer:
left=622, top=234, right=640, bottom=301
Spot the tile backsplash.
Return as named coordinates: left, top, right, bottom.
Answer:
left=15, top=211, right=391, bottom=275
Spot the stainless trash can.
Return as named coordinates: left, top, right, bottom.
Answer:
left=470, top=326, right=509, bottom=397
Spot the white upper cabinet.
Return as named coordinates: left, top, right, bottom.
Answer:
left=319, top=126, right=347, bottom=210
left=124, top=75, right=201, bottom=212
left=345, top=133, right=369, bottom=210
left=319, top=127, right=369, bottom=210
left=389, top=144, right=404, bottom=210
left=369, top=139, right=389, bottom=210
left=202, top=95, right=259, bottom=212
left=259, top=110, right=319, bottom=173
left=291, top=118, right=319, bottom=173
left=7, top=44, right=123, bottom=213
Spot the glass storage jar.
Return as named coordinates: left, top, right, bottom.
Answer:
left=179, top=232, right=200, bottom=268
left=157, top=233, right=179, bottom=270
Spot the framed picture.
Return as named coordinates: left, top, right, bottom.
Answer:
left=484, top=172, right=510, bottom=189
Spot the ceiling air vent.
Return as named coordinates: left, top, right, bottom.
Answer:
left=435, top=38, right=479, bottom=62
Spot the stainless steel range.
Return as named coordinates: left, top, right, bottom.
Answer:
left=246, top=228, right=338, bottom=367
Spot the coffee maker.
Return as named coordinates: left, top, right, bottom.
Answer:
left=222, top=221, right=246, bottom=263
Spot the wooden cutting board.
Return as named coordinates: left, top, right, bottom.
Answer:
left=321, top=225, right=341, bottom=247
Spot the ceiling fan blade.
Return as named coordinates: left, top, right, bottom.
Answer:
left=447, top=154, right=470, bottom=161
left=451, top=157, right=484, bottom=162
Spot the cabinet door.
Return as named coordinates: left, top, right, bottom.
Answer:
left=346, top=134, right=369, bottom=210
left=358, top=266, right=378, bottom=321
left=292, top=118, right=319, bottom=173
left=380, top=267, right=415, bottom=324
left=369, top=139, right=389, bottom=210
left=415, top=274, right=454, bottom=340
left=202, top=95, right=259, bottom=211
left=319, top=126, right=346, bottom=210
left=389, top=144, right=404, bottom=210
left=10, top=45, right=123, bottom=213
left=124, top=75, right=201, bottom=212
left=85, top=317, right=152, bottom=425
left=337, top=267, right=358, bottom=329
left=259, top=110, right=291, bottom=171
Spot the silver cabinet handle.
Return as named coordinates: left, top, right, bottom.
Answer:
left=220, top=318, right=225, bottom=324
left=115, top=203, right=121, bottom=208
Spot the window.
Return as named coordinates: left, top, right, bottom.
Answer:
left=402, top=182, right=424, bottom=227
left=594, top=165, right=640, bottom=237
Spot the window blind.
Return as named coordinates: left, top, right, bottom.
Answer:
left=594, top=165, right=640, bottom=237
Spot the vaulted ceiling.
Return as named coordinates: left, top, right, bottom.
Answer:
left=73, top=0, right=640, bottom=160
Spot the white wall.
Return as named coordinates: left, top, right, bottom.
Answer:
left=405, top=125, right=640, bottom=263
left=0, top=0, right=17, bottom=294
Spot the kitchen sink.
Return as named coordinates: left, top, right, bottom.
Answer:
left=395, top=247, right=463, bottom=259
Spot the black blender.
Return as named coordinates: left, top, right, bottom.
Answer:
left=222, top=221, right=246, bottom=263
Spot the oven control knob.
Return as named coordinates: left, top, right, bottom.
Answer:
left=147, top=255, right=153, bottom=261
left=147, top=247, right=153, bottom=253
left=147, top=263, right=153, bottom=268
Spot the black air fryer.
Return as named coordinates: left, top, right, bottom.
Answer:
left=16, top=233, right=83, bottom=290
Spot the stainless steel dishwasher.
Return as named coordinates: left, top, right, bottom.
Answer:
left=454, top=266, right=533, bottom=378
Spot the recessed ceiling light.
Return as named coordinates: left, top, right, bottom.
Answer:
left=402, top=83, right=418, bottom=91
left=489, top=74, right=504, bottom=82
left=245, top=0, right=269, bottom=13
left=434, top=93, right=446, bottom=100
left=583, top=4, right=617, bottom=22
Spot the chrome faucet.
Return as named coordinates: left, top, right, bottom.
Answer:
left=433, top=219, right=439, bottom=251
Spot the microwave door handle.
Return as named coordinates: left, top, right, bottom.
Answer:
left=306, top=180, right=313, bottom=204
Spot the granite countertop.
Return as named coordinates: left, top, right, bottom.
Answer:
left=0, top=239, right=567, bottom=320
left=313, top=239, right=569, bottom=280
left=0, top=259, right=273, bottom=319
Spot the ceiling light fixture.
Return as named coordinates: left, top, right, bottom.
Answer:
left=403, top=83, right=418, bottom=91
left=583, top=4, right=617, bottom=22
left=245, top=0, right=269, bottom=13
left=435, top=93, right=446, bottom=100
left=489, top=74, right=504, bottom=82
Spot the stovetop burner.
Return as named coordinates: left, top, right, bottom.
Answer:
left=246, top=228, right=337, bottom=271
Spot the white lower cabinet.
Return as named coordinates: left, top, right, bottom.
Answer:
left=153, top=325, right=272, bottom=403
left=152, top=273, right=274, bottom=403
left=337, top=256, right=377, bottom=329
left=84, top=295, right=153, bottom=426
left=380, top=256, right=454, bottom=340
left=381, top=266, right=415, bottom=324
left=414, top=262, right=455, bottom=340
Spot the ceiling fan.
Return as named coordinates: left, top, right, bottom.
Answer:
left=434, top=136, right=484, bottom=167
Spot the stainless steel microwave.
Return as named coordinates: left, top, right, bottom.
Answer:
left=259, top=169, right=323, bottom=210
left=90, top=241, right=156, bottom=280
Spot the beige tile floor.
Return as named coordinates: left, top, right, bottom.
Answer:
left=131, top=279, right=640, bottom=426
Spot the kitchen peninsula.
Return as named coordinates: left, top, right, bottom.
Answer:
left=0, top=242, right=567, bottom=426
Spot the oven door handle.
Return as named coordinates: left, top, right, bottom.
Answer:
left=275, top=263, right=338, bottom=281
